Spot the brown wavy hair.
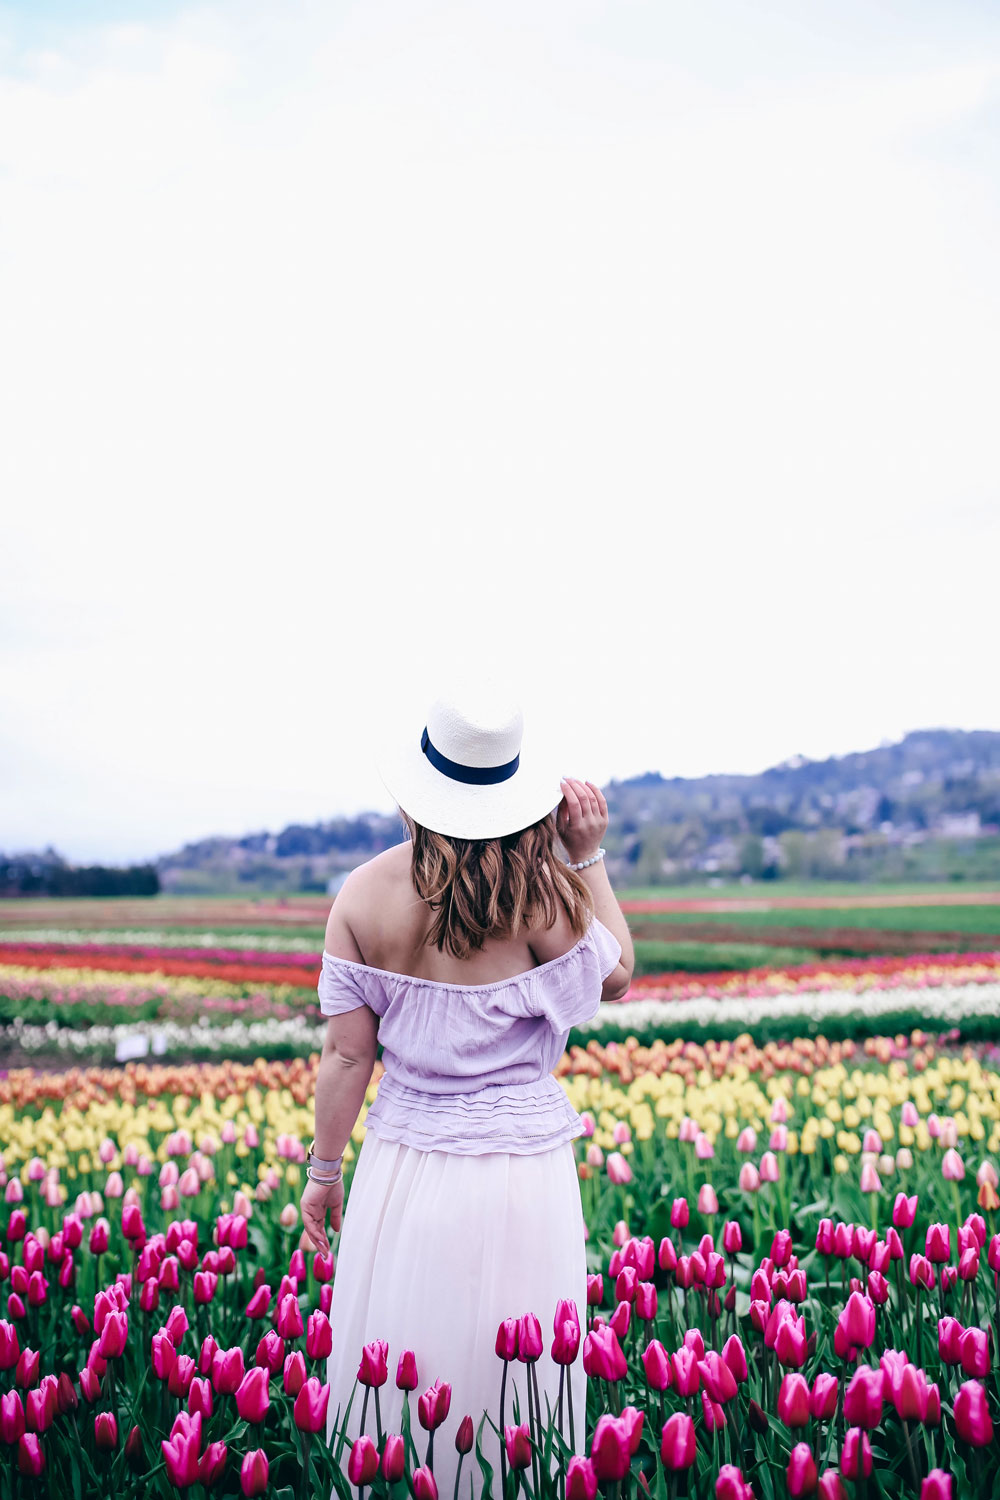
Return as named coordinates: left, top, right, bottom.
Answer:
left=397, top=808, right=595, bottom=959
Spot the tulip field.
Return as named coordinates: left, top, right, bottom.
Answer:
left=0, top=893, right=999, bottom=1497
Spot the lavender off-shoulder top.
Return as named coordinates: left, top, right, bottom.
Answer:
left=317, top=914, right=622, bottom=1155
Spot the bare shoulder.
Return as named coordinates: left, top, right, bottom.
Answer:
left=324, top=844, right=412, bottom=947
left=525, top=893, right=588, bottom=966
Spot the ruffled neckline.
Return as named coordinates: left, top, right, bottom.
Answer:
left=320, top=919, right=601, bottom=994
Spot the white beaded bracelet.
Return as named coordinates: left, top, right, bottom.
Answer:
left=566, top=847, right=606, bottom=871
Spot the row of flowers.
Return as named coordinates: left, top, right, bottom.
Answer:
left=1, top=1065, right=999, bottom=1496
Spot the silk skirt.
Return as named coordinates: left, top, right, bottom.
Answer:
left=324, top=1128, right=589, bottom=1499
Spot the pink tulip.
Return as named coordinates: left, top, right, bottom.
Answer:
left=843, top=1366, right=883, bottom=1429
left=699, top=1352, right=737, bottom=1405
left=738, top=1164, right=760, bottom=1194
left=901, top=1102, right=919, bottom=1128
left=642, top=1340, right=671, bottom=1391
left=920, top=1471, right=953, bottom=1500
left=582, top=1326, right=627, bottom=1381
left=606, top=1153, right=632, bottom=1185
left=860, top=1164, right=881, bottom=1194
left=589, top=1414, right=630, bottom=1481
left=240, top=1449, right=269, bottom=1497
left=417, top=1379, right=451, bottom=1431
left=778, top=1373, right=811, bottom=1428
left=722, top=1221, right=742, bottom=1254
left=759, top=1152, right=779, bottom=1182
left=893, top=1193, right=918, bottom=1228
left=235, top=1366, right=270, bottom=1423
left=162, top=1411, right=203, bottom=1490
left=716, top=1465, right=754, bottom=1500
left=818, top=1472, right=847, bottom=1500
left=94, top=1411, right=118, bottom=1450
left=786, top=1442, right=818, bottom=1497
left=566, top=1456, right=598, bottom=1500
left=953, top=1380, right=995, bottom=1440
left=516, top=1313, right=543, bottom=1362
left=698, top=1185, right=719, bottom=1216
left=357, top=1339, right=388, bottom=1386
left=721, top=1335, right=748, bottom=1384
left=660, top=1412, right=695, bottom=1471
left=669, top=1346, right=700, bottom=1397
left=942, top=1150, right=964, bottom=1182
left=412, top=1465, right=438, bottom=1499
left=293, top=1376, right=330, bottom=1433
left=16, top=1433, right=44, bottom=1477
left=925, top=1224, right=950, bottom=1263
left=810, top=1372, right=838, bottom=1420
left=959, top=1328, right=990, bottom=1379
left=347, top=1435, right=379, bottom=1486
left=840, top=1428, right=872, bottom=1480
left=381, top=1434, right=405, bottom=1482
left=671, top=1198, right=689, bottom=1229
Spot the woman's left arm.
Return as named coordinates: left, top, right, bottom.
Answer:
left=300, top=1009, right=379, bottom=1256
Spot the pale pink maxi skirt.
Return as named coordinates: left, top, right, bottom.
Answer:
left=325, top=1128, right=589, bottom=1499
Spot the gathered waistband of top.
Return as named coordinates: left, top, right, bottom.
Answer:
left=361, top=1072, right=587, bottom=1156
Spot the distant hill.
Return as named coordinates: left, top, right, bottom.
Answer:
left=150, top=727, right=1000, bottom=893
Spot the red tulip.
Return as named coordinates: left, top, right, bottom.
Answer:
left=787, top=1441, right=819, bottom=1496
left=396, top=1349, right=418, bottom=1389
left=417, top=1379, right=451, bottom=1431
left=566, top=1455, right=598, bottom=1500
left=357, top=1339, right=388, bottom=1387
left=348, top=1435, right=379, bottom=1487
left=293, top=1376, right=330, bottom=1433
left=235, top=1366, right=270, bottom=1423
left=954, top=1380, right=994, bottom=1445
left=505, top=1421, right=533, bottom=1471
left=162, top=1411, right=203, bottom=1490
left=382, top=1434, right=405, bottom=1482
left=240, top=1448, right=269, bottom=1497
left=412, top=1464, right=438, bottom=1499
left=660, top=1412, right=695, bottom=1471
left=840, top=1428, right=872, bottom=1480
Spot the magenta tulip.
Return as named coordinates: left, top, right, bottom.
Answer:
left=660, top=1412, right=695, bottom=1471
left=347, top=1435, right=379, bottom=1487
left=787, top=1442, right=819, bottom=1497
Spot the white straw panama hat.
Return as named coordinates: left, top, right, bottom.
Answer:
left=371, top=676, right=565, bottom=841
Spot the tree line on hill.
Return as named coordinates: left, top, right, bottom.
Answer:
left=4, top=728, right=999, bottom=897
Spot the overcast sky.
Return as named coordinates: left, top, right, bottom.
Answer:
left=2, top=0, right=998, bottom=864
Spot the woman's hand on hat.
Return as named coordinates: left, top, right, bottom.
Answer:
left=557, top=778, right=609, bottom=864
left=300, top=1175, right=344, bottom=1259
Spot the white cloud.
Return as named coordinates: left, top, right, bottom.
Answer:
left=0, top=0, right=998, bottom=860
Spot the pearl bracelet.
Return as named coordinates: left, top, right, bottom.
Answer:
left=566, top=847, right=606, bottom=871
